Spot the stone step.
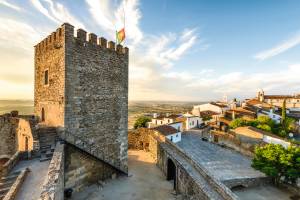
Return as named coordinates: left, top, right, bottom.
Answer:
left=0, top=173, right=19, bottom=182
left=45, top=150, right=53, bottom=158
left=0, top=193, right=5, bottom=200
left=0, top=187, right=10, bottom=195
left=0, top=180, right=14, bottom=188
left=40, top=154, right=52, bottom=162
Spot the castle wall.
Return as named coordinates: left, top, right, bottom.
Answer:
left=62, top=24, right=128, bottom=173
left=0, top=114, right=37, bottom=156
left=34, top=26, right=66, bottom=127
left=64, top=144, right=119, bottom=192
left=0, top=115, right=18, bottom=155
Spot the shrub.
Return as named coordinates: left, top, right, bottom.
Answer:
left=257, top=124, right=272, bottom=132
left=229, top=118, right=247, bottom=129
left=252, top=144, right=300, bottom=185
left=134, top=116, right=151, bottom=129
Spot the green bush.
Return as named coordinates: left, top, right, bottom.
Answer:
left=229, top=118, right=247, bottom=129
left=134, top=116, right=151, bottom=129
left=257, top=124, right=272, bottom=132
left=252, top=144, right=300, bottom=185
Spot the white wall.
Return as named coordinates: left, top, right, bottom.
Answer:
left=166, top=132, right=181, bottom=143
left=263, top=135, right=290, bottom=149
left=192, top=103, right=228, bottom=116
left=186, top=116, right=202, bottom=130
left=169, top=122, right=183, bottom=132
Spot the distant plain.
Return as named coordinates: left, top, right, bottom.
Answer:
left=0, top=100, right=206, bottom=129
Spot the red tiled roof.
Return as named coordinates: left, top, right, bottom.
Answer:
left=153, top=125, right=179, bottom=136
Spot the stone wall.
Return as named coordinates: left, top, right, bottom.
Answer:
left=200, top=130, right=258, bottom=157
left=34, top=25, right=65, bottom=127
left=64, top=144, right=120, bottom=192
left=158, top=140, right=238, bottom=200
left=0, top=115, right=18, bottom=155
left=128, top=128, right=238, bottom=199
left=0, top=114, right=38, bottom=156
left=0, top=151, right=22, bottom=177
left=64, top=23, right=128, bottom=173
left=128, top=128, right=151, bottom=150
left=128, top=128, right=164, bottom=162
left=40, top=143, right=65, bottom=200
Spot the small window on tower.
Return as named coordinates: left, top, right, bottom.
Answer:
left=44, top=70, right=49, bottom=85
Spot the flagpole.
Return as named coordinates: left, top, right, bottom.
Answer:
left=123, top=0, right=126, bottom=46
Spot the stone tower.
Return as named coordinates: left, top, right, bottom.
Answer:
left=256, top=89, right=265, bottom=102
left=34, top=23, right=128, bottom=173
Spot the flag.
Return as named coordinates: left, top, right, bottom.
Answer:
left=116, top=28, right=125, bottom=44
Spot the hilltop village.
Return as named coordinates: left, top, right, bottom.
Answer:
left=0, top=23, right=299, bottom=200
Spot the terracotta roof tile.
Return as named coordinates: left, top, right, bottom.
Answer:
left=153, top=125, right=178, bottom=136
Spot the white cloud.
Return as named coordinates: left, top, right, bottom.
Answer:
left=171, top=64, right=300, bottom=100
left=0, top=0, right=21, bottom=11
left=254, top=33, right=300, bottom=60
left=86, top=0, right=142, bottom=44
left=0, top=0, right=201, bottom=100
left=0, top=17, right=42, bottom=52
left=30, top=0, right=85, bottom=28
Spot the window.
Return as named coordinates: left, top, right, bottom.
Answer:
left=44, top=70, right=49, bottom=85
left=41, top=108, right=45, bottom=122
left=170, top=136, right=173, bottom=141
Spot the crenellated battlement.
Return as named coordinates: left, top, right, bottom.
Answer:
left=35, top=23, right=129, bottom=55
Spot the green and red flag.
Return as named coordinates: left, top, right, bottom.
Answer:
left=116, top=28, right=125, bottom=44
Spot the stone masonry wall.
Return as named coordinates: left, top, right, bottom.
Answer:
left=34, top=25, right=65, bottom=126
left=63, top=24, right=128, bottom=173
left=0, top=115, right=18, bottom=155
left=0, top=114, right=38, bottom=156
left=65, top=144, right=120, bottom=192
left=40, top=143, right=65, bottom=200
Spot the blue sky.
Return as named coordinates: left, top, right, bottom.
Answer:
left=0, top=0, right=300, bottom=101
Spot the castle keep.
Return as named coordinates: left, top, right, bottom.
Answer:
left=34, top=23, right=128, bottom=175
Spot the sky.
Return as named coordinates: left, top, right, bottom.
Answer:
left=0, top=0, right=300, bottom=101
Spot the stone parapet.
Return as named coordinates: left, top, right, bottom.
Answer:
left=35, top=23, right=129, bottom=55
left=0, top=151, right=21, bottom=177
left=163, top=140, right=238, bottom=200
left=3, top=168, right=29, bottom=200
left=39, top=143, right=65, bottom=200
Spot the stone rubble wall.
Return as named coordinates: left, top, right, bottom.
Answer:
left=208, top=130, right=257, bottom=157
left=39, top=143, right=65, bottom=200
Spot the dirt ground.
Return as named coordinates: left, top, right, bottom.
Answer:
left=72, top=150, right=178, bottom=200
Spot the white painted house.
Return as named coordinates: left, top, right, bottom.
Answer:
left=177, top=113, right=203, bottom=130
left=192, top=102, right=229, bottom=116
left=148, top=114, right=179, bottom=128
left=153, top=125, right=181, bottom=143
